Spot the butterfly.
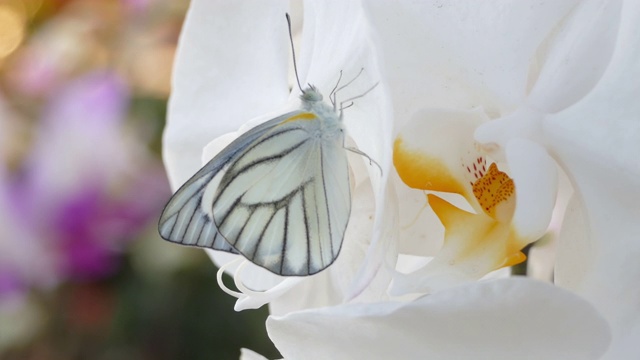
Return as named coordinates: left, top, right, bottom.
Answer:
left=158, top=14, right=376, bottom=276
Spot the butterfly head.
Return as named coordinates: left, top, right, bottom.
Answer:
left=300, top=85, right=323, bottom=103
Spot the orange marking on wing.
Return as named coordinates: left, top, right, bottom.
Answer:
left=282, top=112, right=317, bottom=123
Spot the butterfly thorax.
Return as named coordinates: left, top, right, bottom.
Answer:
left=304, top=106, right=343, bottom=144
left=300, top=87, right=343, bottom=136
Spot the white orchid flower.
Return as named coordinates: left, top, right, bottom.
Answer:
left=474, top=1, right=640, bottom=358
left=165, top=0, right=395, bottom=313
left=166, top=0, right=636, bottom=358
left=368, top=0, right=634, bottom=358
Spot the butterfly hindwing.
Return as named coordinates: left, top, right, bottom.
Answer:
left=158, top=111, right=301, bottom=253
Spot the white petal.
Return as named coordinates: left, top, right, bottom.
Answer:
left=239, top=348, right=270, bottom=360
left=505, top=138, right=558, bottom=243
left=553, top=167, right=640, bottom=359
left=474, top=106, right=544, bottom=162
left=234, top=277, right=304, bottom=312
left=207, top=250, right=286, bottom=294
left=550, top=151, right=640, bottom=359
left=474, top=1, right=640, bottom=356
left=267, top=278, right=610, bottom=360
left=548, top=2, right=640, bottom=356
left=542, top=8, right=640, bottom=184
left=394, top=107, right=489, bottom=208
left=296, top=1, right=393, bottom=174
left=297, top=1, right=374, bottom=92
left=366, top=0, right=579, bottom=127
left=554, top=194, right=592, bottom=293
left=527, top=0, right=622, bottom=112
left=346, top=184, right=398, bottom=302
left=164, top=0, right=290, bottom=189
left=392, top=173, right=444, bottom=257
left=526, top=170, right=574, bottom=282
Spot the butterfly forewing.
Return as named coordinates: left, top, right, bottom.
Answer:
left=211, top=114, right=350, bottom=275
left=158, top=166, right=235, bottom=252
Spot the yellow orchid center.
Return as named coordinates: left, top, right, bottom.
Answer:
left=472, top=163, right=516, bottom=223
left=392, top=135, right=527, bottom=284
left=393, top=138, right=467, bottom=195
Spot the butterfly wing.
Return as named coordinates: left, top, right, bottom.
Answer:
left=159, top=110, right=351, bottom=276
left=211, top=115, right=351, bottom=275
left=158, top=111, right=301, bottom=253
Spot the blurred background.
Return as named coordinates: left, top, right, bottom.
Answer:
left=0, top=0, right=279, bottom=358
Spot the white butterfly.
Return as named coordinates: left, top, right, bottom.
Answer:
left=158, top=14, right=376, bottom=276
left=160, top=85, right=355, bottom=276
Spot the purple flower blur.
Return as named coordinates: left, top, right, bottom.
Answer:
left=0, top=267, right=24, bottom=297
left=0, top=70, right=169, bottom=296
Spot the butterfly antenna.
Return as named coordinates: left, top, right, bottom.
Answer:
left=340, top=82, right=379, bottom=109
left=340, top=101, right=355, bottom=111
left=286, top=13, right=304, bottom=94
left=330, top=70, right=344, bottom=108
left=335, top=68, right=364, bottom=95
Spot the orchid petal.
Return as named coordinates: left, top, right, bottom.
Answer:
left=297, top=1, right=376, bottom=95
left=391, top=174, right=444, bottom=257
left=474, top=106, right=544, bottom=162
left=234, top=272, right=303, bottom=312
left=548, top=75, right=640, bottom=360
left=553, top=163, right=640, bottom=359
left=469, top=1, right=639, bottom=355
left=365, top=0, right=579, bottom=128
left=544, top=1, right=640, bottom=356
left=390, top=194, right=523, bottom=296
left=475, top=0, right=624, bottom=156
left=526, top=170, right=573, bottom=282
left=394, top=108, right=489, bottom=209
left=504, top=138, right=558, bottom=244
left=527, top=0, right=623, bottom=112
left=164, top=0, right=290, bottom=190
left=268, top=278, right=611, bottom=360
left=554, top=194, right=592, bottom=294
left=239, top=348, right=270, bottom=360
